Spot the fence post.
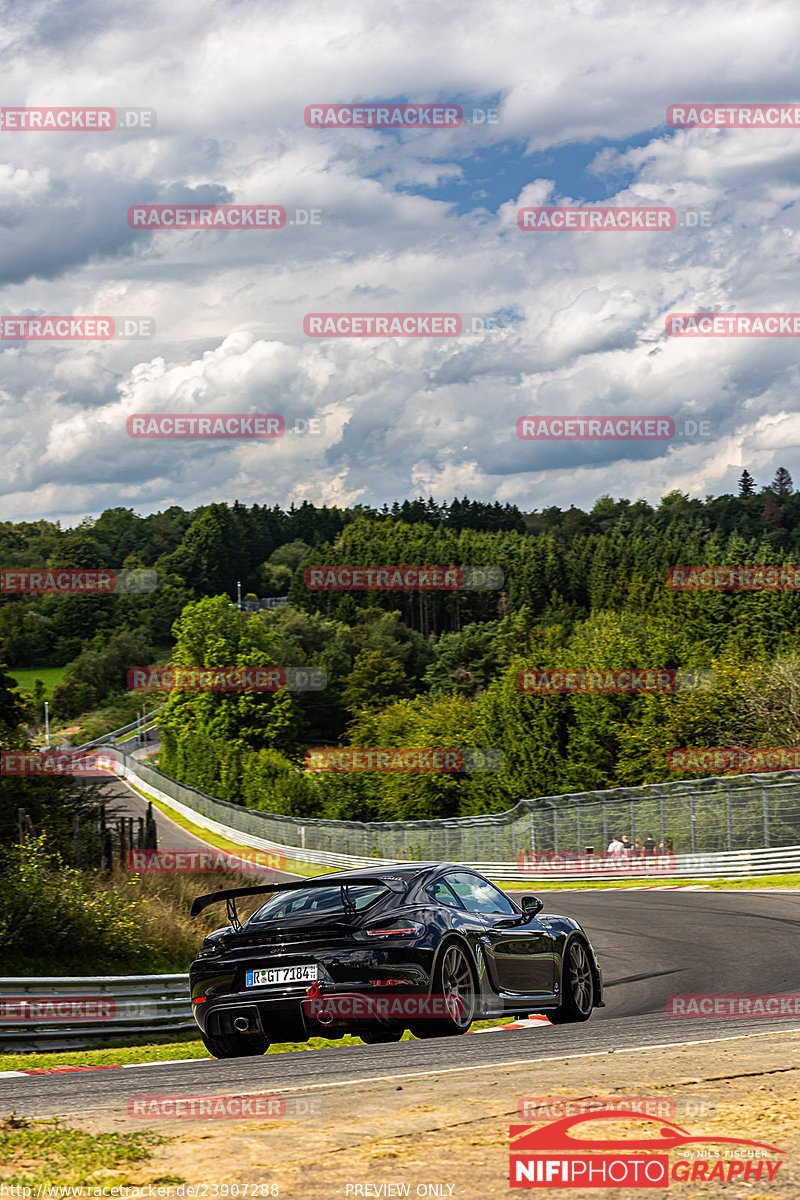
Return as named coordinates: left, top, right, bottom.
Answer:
left=602, top=801, right=608, bottom=852
left=762, top=783, right=770, bottom=848
left=576, top=801, right=582, bottom=853
left=689, top=791, right=697, bottom=853
left=630, top=799, right=636, bottom=846
left=530, top=806, right=536, bottom=853
left=725, top=782, right=733, bottom=851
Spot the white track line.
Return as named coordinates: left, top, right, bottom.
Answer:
left=5, top=1026, right=800, bottom=1087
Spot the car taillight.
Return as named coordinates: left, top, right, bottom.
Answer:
left=362, top=922, right=425, bottom=938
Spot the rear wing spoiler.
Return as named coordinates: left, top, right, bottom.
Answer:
left=190, top=874, right=407, bottom=929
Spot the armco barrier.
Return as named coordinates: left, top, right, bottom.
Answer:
left=0, top=975, right=192, bottom=1051
left=71, top=704, right=166, bottom=753
left=104, top=749, right=800, bottom=882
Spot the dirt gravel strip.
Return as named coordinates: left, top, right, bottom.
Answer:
left=10, top=1028, right=796, bottom=1199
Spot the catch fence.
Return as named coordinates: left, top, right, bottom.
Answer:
left=107, top=748, right=800, bottom=861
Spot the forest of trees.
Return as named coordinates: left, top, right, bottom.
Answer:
left=4, top=469, right=800, bottom=821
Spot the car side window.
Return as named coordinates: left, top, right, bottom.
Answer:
left=444, top=872, right=516, bottom=915
left=429, top=878, right=462, bottom=908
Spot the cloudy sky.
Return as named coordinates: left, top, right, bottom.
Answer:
left=2, top=0, right=800, bottom=525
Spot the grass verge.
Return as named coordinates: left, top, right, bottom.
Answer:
left=501, top=874, right=800, bottom=890
left=0, top=1113, right=165, bottom=1188
left=0, top=1018, right=521, bottom=1073
left=125, top=781, right=325, bottom=879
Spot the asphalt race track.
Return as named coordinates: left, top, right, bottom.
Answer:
left=2, top=889, right=800, bottom=1117
left=104, top=774, right=298, bottom=880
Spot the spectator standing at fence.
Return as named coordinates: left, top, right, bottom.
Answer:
left=607, top=834, right=624, bottom=856
left=620, top=835, right=633, bottom=855
left=643, top=834, right=656, bottom=857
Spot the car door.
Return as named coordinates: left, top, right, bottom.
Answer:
left=442, top=871, right=555, bottom=995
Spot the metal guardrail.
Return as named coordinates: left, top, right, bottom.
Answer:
left=0, top=974, right=193, bottom=1051
left=486, top=844, right=800, bottom=881
left=4, top=842, right=799, bottom=1050
left=72, top=705, right=166, bottom=754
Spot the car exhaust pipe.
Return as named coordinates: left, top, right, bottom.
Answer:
left=233, top=1016, right=250, bottom=1032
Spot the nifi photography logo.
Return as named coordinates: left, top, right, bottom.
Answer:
left=509, top=1107, right=784, bottom=1187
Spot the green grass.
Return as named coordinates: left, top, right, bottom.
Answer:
left=500, top=878, right=693, bottom=890
left=129, top=782, right=326, bottom=878
left=0, top=1022, right=519, bottom=1073
left=502, top=874, right=800, bottom=890
left=7, top=666, right=65, bottom=698
left=706, top=873, right=800, bottom=889
left=0, top=1113, right=165, bottom=1188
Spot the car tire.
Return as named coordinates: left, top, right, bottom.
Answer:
left=549, top=937, right=595, bottom=1023
left=200, top=1030, right=270, bottom=1058
left=409, top=942, right=477, bottom=1039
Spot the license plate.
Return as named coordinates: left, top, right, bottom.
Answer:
left=245, top=964, right=319, bottom=987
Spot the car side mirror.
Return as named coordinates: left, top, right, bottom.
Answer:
left=521, top=896, right=543, bottom=916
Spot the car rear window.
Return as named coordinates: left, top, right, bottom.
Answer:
left=248, top=883, right=388, bottom=922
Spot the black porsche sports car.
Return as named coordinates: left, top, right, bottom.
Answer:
left=189, top=862, right=604, bottom=1058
